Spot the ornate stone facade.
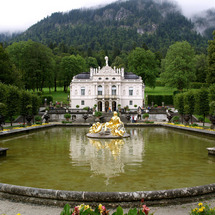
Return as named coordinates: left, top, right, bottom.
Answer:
left=70, top=57, right=145, bottom=111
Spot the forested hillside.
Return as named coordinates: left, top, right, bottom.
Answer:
left=192, top=9, right=215, bottom=40
left=7, top=0, right=208, bottom=55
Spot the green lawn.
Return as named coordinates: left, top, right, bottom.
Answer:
left=42, top=87, right=70, bottom=104
left=41, top=86, right=176, bottom=104
left=145, top=86, right=176, bottom=95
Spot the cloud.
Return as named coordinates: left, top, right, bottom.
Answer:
left=1, top=0, right=215, bottom=32
left=175, top=0, right=215, bottom=17
left=0, top=0, right=116, bottom=32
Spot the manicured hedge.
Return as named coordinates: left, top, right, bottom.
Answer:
left=190, top=82, right=209, bottom=89
left=41, top=95, right=53, bottom=105
left=147, top=95, right=173, bottom=106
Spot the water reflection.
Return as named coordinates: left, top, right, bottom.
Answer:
left=69, top=129, right=145, bottom=182
left=89, top=139, right=125, bottom=158
left=1, top=127, right=215, bottom=192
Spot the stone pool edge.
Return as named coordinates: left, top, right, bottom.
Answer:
left=0, top=123, right=215, bottom=207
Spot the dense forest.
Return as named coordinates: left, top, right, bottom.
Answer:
left=0, top=0, right=211, bottom=56
left=0, top=0, right=215, bottom=93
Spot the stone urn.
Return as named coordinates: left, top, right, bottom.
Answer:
left=184, top=115, right=190, bottom=125
left=126, top=114, right=131, bottom=122
left=26, top=115, right=33, bottom=126
left=44, top=114, right=50, bottom=123
left=0, top=115, right=5, bottom=131
left=210, top=115, right=215, bottom=129
left=83, top=114, right=88, bottom=122
left=166, top=114, right=173, bottom=123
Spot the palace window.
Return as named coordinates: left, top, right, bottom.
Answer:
left=129, top=100, right=133, bottom=105
left=98, top=85, right=103, bottom=95
left=112, top=85, right=116, bottom=95
left=81, top=87, right=85, bottom=95
left=129, top=87, right=133, bottom=96
left=81, top=100, right=85, bottom=105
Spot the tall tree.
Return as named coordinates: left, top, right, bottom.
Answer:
left=194, top=54, right=208, bottom=83
left=0, top=44, right=16, bottom=85
left=6, top=85, right=20, bottom=126
left=6, top=40, right=55, bottom=91
left=60, top=55, right=86, bottom=92
left=195, top=88, right=209, bottom=126
left=174, top=93, right=184, bottom=123
left=20, top=91, right=32, bottom=123
left=128, top=47, right=158, bottom=88
left=207, top=31, right=215, bottom=85
left=161, top=41, right=195, bottom=91
left=183, top=90, right=196, bottom=123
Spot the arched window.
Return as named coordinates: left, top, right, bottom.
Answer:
left=112, top=85, right=116, bottom=95
left=81, top=87, right=85, bottom=95
left=98, top=85, right=102, bottom=95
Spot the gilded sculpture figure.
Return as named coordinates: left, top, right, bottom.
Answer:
left=88, top=111, right=126, bottom=137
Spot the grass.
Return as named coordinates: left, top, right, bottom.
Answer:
left=194, top=115, right=211, bottom=123
left=40, top=86, right=176, bottom=104
left=42, top=87, right=70, bottom=104
left=145, top=86, right=176, bottom=95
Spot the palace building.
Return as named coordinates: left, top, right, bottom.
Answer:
left=70, top=56, right=145, bottom=112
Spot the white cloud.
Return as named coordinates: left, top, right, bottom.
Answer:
left=0, top=0, right=116, bottom=32
left=1, top=0, right=215, bottom=32
left=175, top=0, right=215, bottom=17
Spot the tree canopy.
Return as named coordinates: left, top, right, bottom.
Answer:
left=160, top=41, right=196, bottom=91
left=207, top=31, right=215, bottom=85
left=128, top=47, right=158, bottom=88
left=6, top=40, right=55, bottom=91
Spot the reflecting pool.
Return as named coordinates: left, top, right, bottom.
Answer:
left=0, top=127, right=215, bottom=192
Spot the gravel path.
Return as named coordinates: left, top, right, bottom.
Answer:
left=1, top=198, right=215, bottom=215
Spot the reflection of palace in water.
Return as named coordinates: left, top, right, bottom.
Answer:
left=69, top=128, right=145, bottom=179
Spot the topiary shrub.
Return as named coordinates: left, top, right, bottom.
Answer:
left=95, top=111, right=102, bottom=117
left=143, top=113, right=149, bottom=119
left=172, top=116, right=179, bottom=123
left=64, top=113, right=71, bottom=121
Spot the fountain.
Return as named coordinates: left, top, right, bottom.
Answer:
left=87, top=111, right=130, bottom=139
left=0, top=124, right=215, bottom=207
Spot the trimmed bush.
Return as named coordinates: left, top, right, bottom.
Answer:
left=41, top=95, right=53, bottom=105
left=147, top=95, right=173, bottom=106
left=95, top=111, right=102, bottom=117
left=143, top=113, right=149, bottom=119
left=64, top=113, right=71, bottom=120
left=190, top=82, right=209, bottom=89
left=172, top=116, right=179, bottom=123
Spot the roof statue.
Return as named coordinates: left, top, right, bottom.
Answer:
left=105, top=56, right=108, bottom=66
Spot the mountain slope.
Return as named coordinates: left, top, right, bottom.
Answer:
left=192, top=9, right=215, bottom=40
left=11, top=0, right=207, bottom=54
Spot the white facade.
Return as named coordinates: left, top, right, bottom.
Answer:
left=70, top=57, right=145, bottom=111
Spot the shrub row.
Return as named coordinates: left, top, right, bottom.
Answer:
left=0, top=83, right=41, bottom=125
left=147, top=95, right=173, bottom=106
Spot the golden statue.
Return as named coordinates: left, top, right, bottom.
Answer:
left=89, top=111, right=126, bottom=137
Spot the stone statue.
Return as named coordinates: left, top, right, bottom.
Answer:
left=88, top=111, right=128, bottom=137
left=105, top=56, right=108, bottom=66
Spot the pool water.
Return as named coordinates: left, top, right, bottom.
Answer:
left=0, top=127, right=215, bottom=192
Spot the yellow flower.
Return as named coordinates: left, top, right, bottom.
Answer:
left=199, top=208, right=203, bottom=212
left=17, top=213, right=21, bottom=215
left=198, top=203, right=203, bottom=207
left=99, top=204, right=103, bottom=211
left=84, top=205, right=90, bottom=210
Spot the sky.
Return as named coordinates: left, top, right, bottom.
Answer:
left=0, top=0, right=215, bottom=33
